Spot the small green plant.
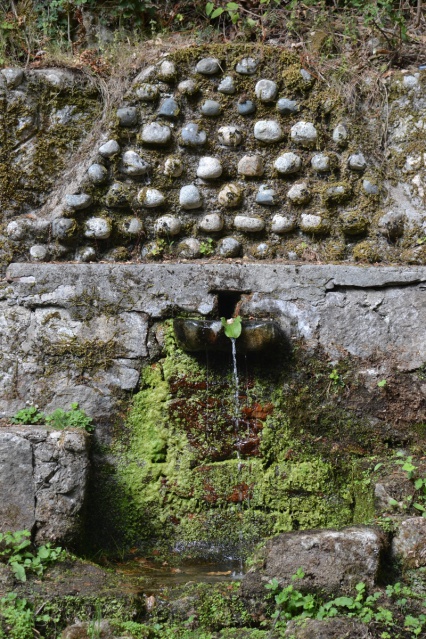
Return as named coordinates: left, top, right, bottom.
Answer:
left=394, top=452, right=426, bottom=517
left=221, top=316, right=242, bottom=339
left=377, top=379, right=387, bottom=388
left=0, top=593, right=34, bottom=639
left=199, top=238, right=215, bottom=256
left=45, top=402, right=94, bottom=432
left=0, top=530, right=66, bottom=582
left=206, top=1, right=241, bottom=24
left=11, top=405, right=45, bottom=425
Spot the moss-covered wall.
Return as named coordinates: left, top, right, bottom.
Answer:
left=88, top=321, right=426, bottom=558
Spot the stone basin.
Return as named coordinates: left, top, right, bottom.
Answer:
left=173, top=318, right=285, bottom=353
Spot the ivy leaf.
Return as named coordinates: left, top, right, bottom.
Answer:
left=205, top=2, right=215, bottom=16
left=226, top=2, right=240, bottom=8
left=221, top=316, right=242, bottom=339
left=211, top=7, right=224, bottom=18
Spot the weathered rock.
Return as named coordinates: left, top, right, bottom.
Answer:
left=198, top=213, right=223, bottom=232
left=285, top=618, right=370, bottom=639
left=98, top=139, right=120, bottom=157
left=52, top=218, right=76, bottom=240
left=164, top=156, right=184, bottom=177
left=177, top=78, right=198, bottom=95
left=75, top=246, right=96, bottom=262
left=84, top=217, right=112, bottom=239
left=104, top=182, right=130, bottom=208
left=119, top=217, right=144, bottom=236
left=135, top=83, right=159, bottom=101
left=311, top=153, right=330, bottom=172
left=65, top=193, right=93, bottom=211
left=340, top=211, right=369, bottom=235
left=1, top=67, right=24, bottom=88
left=235, top=57, right=258, bottom=74
left=217, top=237, right=241, bottom=257
left=392, top=517, right=426, bottom=568
left=30, top=244, right=49, bottom=261
left=290, top=121, right=317, bottom=148
left=287, top=181, right=311, bottom=204
left=201, top=99, right=222, bottom=116
left=348, top=153, right=367, bottom=171
left=158, top=59, right=176, bottom=81
left=242, top=527, right=387, bottom=596
left=87, top=163, right=108, bottom=184
left=218, top=183, right=243, bottom=207
left=218, top=76, right=235, bottom=94
left=180, top=122, right=207, bottom=146
left=362, top=179, right=379, bottom=195
left=238, top=100, right=256, bottom=115
left=197, top=156, right=223, bottom=180
left=300, top=213, right=328, bottom=234
left=238, top=155, right=264, bottom=177
left=234, top=215, right=264, bottom=232
left=332, top=123, right=348, bottom=146
left=256, top=185, right=277, bottom=205
left=121, top=151, right=150, bottom=176
left=116, top=106, right=138, bottom=127
left=158, top=97, right=180, bottom=118
left=141, top=122, right=172, bottom=145
left=254, top=120, right=283, bottom=143
left=277, top=98, right=299, bottom=114
left=218, top=125, right=242, bottom=147
left=138, top=188, right=166, bottom=208
left=155, top=215, right=181, bottom=236
left=180, top=184, right=202, bottom=209
left=177, top=238, right=201, bottom=259
left=271, top=214, right=296, bottom=233
left=378, top=211, right=404, bottom=239
left=275, top=152, right=302, bottom=175
left=255, top=79, right=278, bottom=102
left=196, top=57, right=221, bottom=74
left=0, top=426, right=89, bottom=545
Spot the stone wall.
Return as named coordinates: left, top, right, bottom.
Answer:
left=1, top=44, right=426, bottom=268
left=0, top=425, right=89, bottom=544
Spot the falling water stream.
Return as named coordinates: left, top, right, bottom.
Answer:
left=231, top=337, right=245, bottom=578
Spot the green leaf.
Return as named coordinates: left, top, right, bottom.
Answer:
left=374, top=462, right=383, bottom=472
left=414, top=478, right=424, bottom=490
left=226, top=2, right=240, bottom=9
left=221, top=316, right=242, bottom=339
left=413, top=502, right=426, bottom=512
left=211, top=7, right=224, bottom=18
left=10, top=561, right=26, bottom=582
left=205, top=2, right=214, bottom=16
left=377, top=379, right=387, bottom=388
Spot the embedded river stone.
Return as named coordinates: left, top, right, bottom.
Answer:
left=348, top=153, right=367, bottom=171
left=277, top=97, right=299, bottom=114
left=332, top=123, right=348, bottom=146
left=242, top=527, right=387, bottom=596
left=255, top=79, right=278, bottom=102
left=290, top=121, right=317, bottom=148
left=238, top=99, right=256, bottom=115
left=177, top=78, right=198, bottom=95
left=164, top=157, right=184, bottom=177
left=98, top=139, right=120, bottom=157
left=121, top=151, right=150, bottom=176
left=84, top=217, right=112, bottom=239
left=218, top=125, right=243, bottom=147
left=254, top=120, right=283, bottom=143
left=158, top=59, right=176, bottom=81
left=158, top=97, right=180, bottom=118
left=311, top=153, right=330, bottom=172
left=196, top=57, right=221, bottom=74
left=116, top=106, right=138, bottom=126
left=218, top=183, right=243, bottom=207
left=271, top=214, right=296, bottom=233
left=180, top=122, right=207, bottom=146
left=120, top=217, right=144, bottom=236
left=198, top=213, right=223, bottom=232
left=234, top=215, right=265, bottom=232
left=138, top=188, right=166, bottom=208
left=197, top=156, right=223, bottom=179
left=141, top=122, right=172, bottom=145
left=65, top=193, right=92, bottom=211
left=275, top=152, right=302, bottom=175
left=256, top=184, right=277, bottom=205
left=87, top=164, right=108, bottom=184
left=218, top=76, right=235, bottom=94
left=238, top=155, right=264, bottom=177
left=135, top=83, right=159, bottom=101
left=201, top=100, right=222, bottom=117
left=287, top=181, right=311, bottom=204
left=154, top=215, right=181, bottom=235
left=180, top=184, right=202, bottom=209
left=235, top=57, right=258, bottom=74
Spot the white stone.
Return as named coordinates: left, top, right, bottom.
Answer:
left=235, top=57, right=258, bottom=74
left=154, top=215, right=181, bottom=236
left=88, top=164, right=108, bottom=184
left=164, top=157, right=184, bottom=177
left=180, top=185, right=202, bottom=209
left=300, top=213, right=324, bottom=233
left=138, top=188, right=165, bottom=208
left=198, top=213, right=223, bottom=232
left=180, top=122, right=207, bottom=146
left=392, top=517, right=426, bottom=567
left=141, top=122, right=172, bottom=145
left=84, top=217, right=111, bottom=239
left=76, top=246, right=96, bottom=262
left=121, top=151, right=150, bottom=176
left=65, top=193, right=92, bottom=211
left=177, top=238, right=201, bottom=258
left=274, top=152, right=302, bottom=175
left=177, top=79, right=198, bottom=95
left=217, top=126, right=242, bottom=147
left=254, top=120, right=283, bottom=143
left=30, top=245, right=48, bottom=261
left=135, top=83, right=159, bottom=101
left=218, top=237, right=241, bottom=257
left=290, top=121, right=317, bottom=148
left=158, top=60, right=176, bottom=81
left=218, top=183, right=243, bottom=208
left=99, top=139, right=120, bottom=157
left=311, top=153, right=330, bottom=172
left=405, top=155, right=422, bottom=171
left=287, top=181, right=311, bottom=204
left=237, top=155, right=264, bottom=177
left=271, top=214, right=296, bottom=234
left=1, top=67, right=24, bottom=88
left=403, top=74, right=419, bottom=89
left=234, top=216, right=265, bottom=232
left=218, top=76, right=235, bottom=94
left=348, top=153, right=367, bottom=171
left=332, top=123, right=348, bottom=146
left=6, top=219, right=28, bottom=240
left=256, top=185, right=276, bottom=206
left=255, top=79, right=278, bottom=103
left=197, top=157, right=223, bottom=180
left=119, top=217, right=144, bottom=236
